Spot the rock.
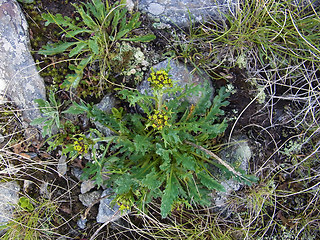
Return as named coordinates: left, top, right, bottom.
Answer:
left=125, top=0, right=134, bottom=11
left=80, top=180, right=96, bottom=194
left=93, top=94, right=117, bottom=136
left=0, top=0, right=46, bottom=123
left=57, top=155, right=67, bottom=177
left=138, top=0, right=237, bottom=28
left=138, top=59, right=214, bottom=105
left=96, top=189, right=124, bottom=223
left=39, top=181, right=50, bottom=198
left=79, top=190, right=102, bottom=207
left=71, top=167, right=82, bottom=181
left=77, top=216, right=87, bottom=230
left=0, top=181, right=20, bottom=229
left=213, top=136, right=252, bottom=208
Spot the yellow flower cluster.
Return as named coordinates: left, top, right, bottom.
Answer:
left=118, top=203, right=130, bottom=211
left=147, top=69, right=173, bottom=89
left=73, top=137, right=89, bottom=154
left=148, top=110, right=170, bottom=130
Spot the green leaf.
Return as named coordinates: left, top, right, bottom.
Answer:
left=162, top=129, right=181, bottom=147
left=17, top=0, right=34, bottom=3
left=39, top=42, right=77, bottom=55
left=142, top=168, right=163, bottom=190
left=63, top=102, right=88, bottom=115
left=115, top=28, right=131, bottom=40
left=177, top=153, right=196, bottom=171
left=156, top=144, right=173, bottom=171
left=115, top=174, right=134, bottom=195
left=30, top=117, right=47, bottom=126
left=76, top=4, right=97, bottom=29
left=69, top=42, right=88, bottom=57
left=161, top=172, right=179, bottom=218
left=111, top=8, right=120, bottom=29
left=126, top=12, right=140, bottom=30
left=88, top=39, right=99, bottom=55
left=90, top=0, right=105, bottom=20
left=34, top=98, right=47, bottom=108
left=122, top=34, right=156, bottom=42
left=133, top=135, right=152, bottom=155
left=198, top=171, right=225, bottom=192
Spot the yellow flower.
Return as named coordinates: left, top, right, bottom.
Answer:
left=148, top=109, right=171, bottom=130
left=73, top=137, right=89, bottom=154
left=147, top=68, right=173, bottom=89
left=118, top=204, right=129, bottom=211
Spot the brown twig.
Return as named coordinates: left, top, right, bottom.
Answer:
left=184, top=140, right=244, bottom=179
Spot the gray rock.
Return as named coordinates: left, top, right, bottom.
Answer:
left=71, top=167, right=82, bottom=181
left=0, top=0, right=46, bottom=123
left=93, top=94, right=116, bottom=136
left=0, top=181, right=20, bottom=227
left=213, top=136, right=252, bottom=208
left=39, top=181, right=50, bottom=199
left=80, top=180, right=96, bottom=194
left=138, top=0, right=237, bottom=27
left=138, top=59, right=214, bottom=105
left=77, top=216, right=87, bottom=230
left=57, top=155, right=67, bottom=177
left=79, top=190, right=102, bottom=207
left=96, top=189, right=124, bottom=223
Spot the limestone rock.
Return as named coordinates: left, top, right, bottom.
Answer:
left=213, top=136, right=252, bottom=208
left=0, top=0, right=46, bottom=123
left=79, top=190, right=102, bottom=207
left=80, top=180, right=96, bottom=194
left=96, top=189, right=124, bottom=223
left=138, top=0, right=237, bottom=27
left=0, top=181, right=20, bottom=227
left=93, top=94, right=116, bottom=136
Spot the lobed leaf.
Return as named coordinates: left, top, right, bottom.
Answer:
left=39, top=42, right=77, bottom=56
left=160, top=172, right=179, bottom=218
left=198, top=171, right=226, bottom=192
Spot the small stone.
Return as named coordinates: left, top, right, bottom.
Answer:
left=96, top=189, right=124, bottom=223
left=80, top=180, right=96, bottom=194
left=125, top=0, right=135, bottom=11
left=93, top=94, right=117, bottom=136
left=39, top=182, right=50, bottom=198
left=0, top=133, right=4, bottom=143
left=79, top=190, right=102, bottom=207
left=77, top=216, right=87, bottom=230
left=23, top=180, right=33, bottom=192
left=71, top=167, right=82, bottom=180
left=0, top=181, right=20, bottom=227
left=148, top=3, right=165, bottom=15
left=213, top=136, right=252, bottom=208
left=57, top=155, right=67, bottom=177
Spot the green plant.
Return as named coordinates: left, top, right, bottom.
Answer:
left=39, top=0, right=155, bottom=91
left=0, top=197, right=60, bottom=240
left=172, top=0, right=320, bottom=75
left=18, top=197, right=35, bottom=212
left=65, top=67, right=256, bottom=218
left=30, top=90, right=61, bottom=137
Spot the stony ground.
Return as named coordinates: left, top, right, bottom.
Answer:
left=0, top=0, right=319, bottom=239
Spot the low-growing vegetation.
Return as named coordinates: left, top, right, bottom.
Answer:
left=1, top=0, right=319, bottom=239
